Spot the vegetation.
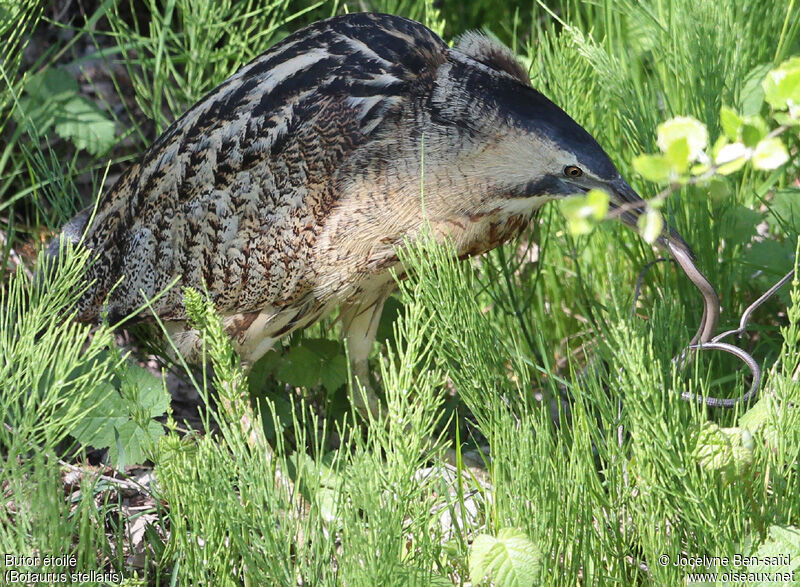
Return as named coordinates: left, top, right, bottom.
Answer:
left=1, top=0, right=799, bottom=584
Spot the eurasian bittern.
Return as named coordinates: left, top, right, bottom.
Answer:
left=50, top=13, right=691, bottom=414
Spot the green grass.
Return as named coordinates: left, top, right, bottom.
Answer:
left=1, top=0, right=800, bottom=584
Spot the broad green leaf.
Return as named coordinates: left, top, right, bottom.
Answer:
left=277, top=345, right=321, bottom=388
left=720, top=106, right=743, bottom=141
left=559, top=189, right=609, bottom=236
left=707, top=177, right=730, bottom=202
left=15, top=68, right=79, bottom=131
left=261, top=338, right=348, bottom=391
left=287, top=451, right=344, bottom=524
left=124, top=364, right=170, bottom=417
left=69, top=382, right=129, bottom=449
left=718, top=206, right=762, bottom=244
left=763, top=57, right=800, bottom=110
left=585, top=189, right=609, bottom=218
left=248, top=349, right=282, bottom=393
left=665, top=136, right=689, bottom=170
left=470, top=528, right=540, bottom=586
left=740, top=394, right=778, bottom=437
left=748, top=526, right=800, bottom=583
left=693, top=422, right=754, bottom=483
left=22, top=67, right=78, bottom=101
left=656, top=116, right=707, bottom=163
left=752, top=137, right=789, bottom=170
left=742, top=239, right=796, bottom=276
left=302, top=338, right=341, bottom=360
left=715, top=142, right=749, bottom=175
left=740, top=116, right=769, bottom=148
left=633, top=154, right=672, bottom=183
left=774, top=111, right=800, bottom=126
left=320, top=354, right=348, bottom=393
left=107, top=419, right=164, bottom=465
left=53, top=95, right=116, bottom=155
left=18, top=67, right=116, bottom=155
left=637, top=209, right=663, bottom=244
left=740, top=63, right=771, bottom=116
left=562, top=213, right=594, bottom=236
left=375, top=295, right=404, bottom=344
left=766, top=189, right=800, bottom=233
left=69, top=362, right=168, bottom=466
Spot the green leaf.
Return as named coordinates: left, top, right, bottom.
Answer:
left=277, top=345, right=321, bottom=388
left=287, top=451, right=344, bottom=524
left=715, top=142, right=749, bottom=175
left=585, top=189, right=609, bottom=218
left=637, top=208, right=663, bottom=244
left=763, top=57, right=800, bottom=111
left=320, top=354, right=348, bottom=393
left=265, top=338, right=348, bottom=391
left=18, top=67, right=115, bottom=155
left=53, top=95, right=116, bottom=156
left=740, top=63, right=771, bottom=116
left=707, top=177, right=730, bottom=202
left=720, top=106, right=743, bottom=141
left=692, top=422, right=754, bottom=483
left=559, top=189, right=609, bottom=236
left=376, top=296, right=404, bottom=344
left=470, top=528, right=541, bottom=586
left=70, top=382, right=130, bottom=449
left=248, top=349, right=282, bottom=394
left=748, top=526, right=800, bottom=582
left=302, top=338, right=341, bottom=360
left=633, top=154, right=672, bottom=183
left=718, top=206, right=762, bottom=244
left=69, top=362, right=168, bottom=466
left=774, top=111, right=800, bottom=126
left=124, top=364, right=170, bottom=417
left=743, top=239, right=795, bottom=273
left=767, top=189, right=800, bottom=233
left=656, top=116, right=708, bottom=163
left=740, top=116, right=769, bottom=148
left=16, top=68, right=78, bottom=132
left=752, top=137, right=789, bottom=170
left=742, top=239, right=797, bottom=305
left=108, top=419, right=164, bottom=465
left=23, top=68, right=78, bottom=102
left=664, top=136, right=690, bottom=170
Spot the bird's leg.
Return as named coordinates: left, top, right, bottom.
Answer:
left=339, top=293, right=389, bottom=418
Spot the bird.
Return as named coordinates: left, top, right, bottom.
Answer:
left=49, top=12, right=683, bottom=415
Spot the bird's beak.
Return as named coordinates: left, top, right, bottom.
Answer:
left=562, top=174, right=695, bottom=257
left=605, top=175, right=695, bottom=258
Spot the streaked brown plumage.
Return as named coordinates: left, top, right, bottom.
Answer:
left=51, top=13, right=668, bottom=413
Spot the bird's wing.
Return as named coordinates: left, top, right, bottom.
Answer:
left=71, top=13, right=448, bottom=322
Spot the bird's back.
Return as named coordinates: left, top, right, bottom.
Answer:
left=59, top=13, right=448, bottom=323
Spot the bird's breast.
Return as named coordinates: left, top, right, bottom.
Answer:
left=311, top=193, right=534, bottom=306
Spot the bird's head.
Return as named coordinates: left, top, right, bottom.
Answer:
left=430, top=32, right=691, bottom=255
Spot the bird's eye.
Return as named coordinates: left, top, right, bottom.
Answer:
left=564, top=165, right=583, bottom=178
